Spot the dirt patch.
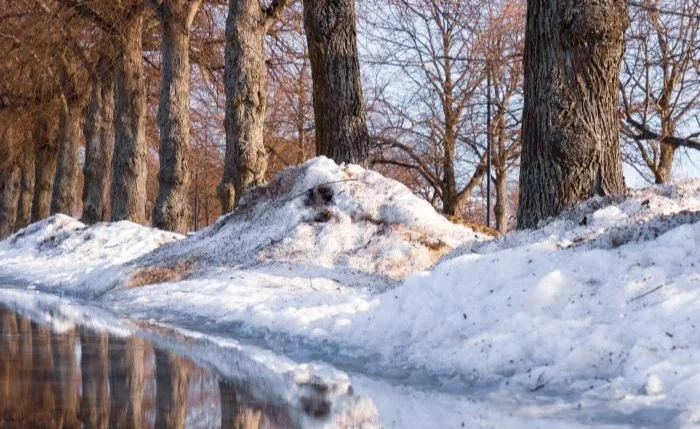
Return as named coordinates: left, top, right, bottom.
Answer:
left=126, top=259, right=194, bottom=288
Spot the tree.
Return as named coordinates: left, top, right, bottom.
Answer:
left=51, top=56, right=86, bottom=216
left=31, top=120, right=59, bottom=223
left=111, top=7, right=148, bottom=223
left=82, top=53, right=116, bottom=223
left=15, top=132, right=36, bottom=231
left=303, top=0, right=369, bottom=165
left=0, top=125, right=21, bottom=238
left=620, top=0, right=700, bottom=183
left=517, top=0, right=628, bottom=228
left=150, top=0, right=203, bottom=233
left=217, top=0, right=288, bottom=212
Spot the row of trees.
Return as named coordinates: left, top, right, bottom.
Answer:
left=0, top=0, right=698, bottom=239
left=0, top=0, right=369, bottom=238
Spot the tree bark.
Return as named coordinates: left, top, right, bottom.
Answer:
left=217, top=0, right=270, bottom=213
left=303, top=0, right=369, bottom=165
left=517, top=0, right=628, bottom=229
left=51, top=95, right=83, bottom=216
left=82, top=57, right=115, bottom=224
left=111, top=16, right=148, bottom=223
left=0, top=160, right=21, bottom=239
left=152, top=1, right=200, bottom=232
left=494, top=169, right=508, bottom=234
left=15, top=140, right=35, bottom=231
left=31, top=126, right=59, bottom=223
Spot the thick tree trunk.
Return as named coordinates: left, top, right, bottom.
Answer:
left=303, top=0, right=369, bottom=165
left=0, top=161, right=21, bottom=239
left=494, top=168, right=508, bottom=234
left=80, top=328, right=110, bottom=429
left=51, top=96, right=83, bottom=216
left=15, top=141, right=35, bottom=231
left=31, top=131, right=59, bottom=223
left=218, top=0, right=269, bottom=213
left=517, top=0, right=628, bottom=229
left=153, top=1, right=200, bottom=232
left=111, top=16, right=148, bottom=223
left=154, top=350, right=189, bottom=429
left=83, top=59, right=115, bottom=224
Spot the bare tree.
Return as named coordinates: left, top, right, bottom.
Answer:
left=303, top=0, right=369, bottom=165
left=0, top=125, right=21, bottom=238
left=15, top=132, right=36, bottom=230
left=31, top=120, right=59, bottom=223
left=620, top=0, right=700, bottom=183
left=517, top=0, right=628, bottom=228
left=51, top=56, right=86, bottom=216
left=111, top=9, right=148, bottom=223
left=217, top=0, right=288, bottom=212
left=150, top=0, right=203, bottom=232
left=365, top=0, right=494, bottom=219
left=82, top=54, right=116, bottom=223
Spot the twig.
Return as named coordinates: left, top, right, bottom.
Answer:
left=628, top=283, right=668, bottom=303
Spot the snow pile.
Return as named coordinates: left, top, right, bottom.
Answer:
left=104, top=180, right=700, bottom=427
left=0, top=214, right=182, bottom=290
left=122, top=157, right=487, bottom=289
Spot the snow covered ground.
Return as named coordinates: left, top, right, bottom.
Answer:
left=1, top=157, right=700, bottom=428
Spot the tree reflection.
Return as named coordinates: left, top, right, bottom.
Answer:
left=0, top=306, right=314, bottom=429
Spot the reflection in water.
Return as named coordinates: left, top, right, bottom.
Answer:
left=0, top=306, right=315, bottom=429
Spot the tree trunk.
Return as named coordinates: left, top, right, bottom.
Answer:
left=494, top=168, right=508, bottom=234
left=303, top=0, right=369, bottom=165
left=152, top=1, right=200, bottom=232
left=655, top=143, right=675, bottom=183
left=517, top=0, right=628, bottom=229
left=218, top=0, right=269, bottom=213
left=31, top=129, right=59, bottom=223
left=80, top=328, right=110, bottom=429
left=15, top=140, right=35, bottom=231
left=111, top=16, right=148, bottom=223
left=0, top=161, right=21, bottom=239
left=51, top=96, right=83, bottom=216
left=154, top=350, right=189, bottom=429
left=83, top=59, right=115, bottom=224
left=654, top=117, right=677, bottom=183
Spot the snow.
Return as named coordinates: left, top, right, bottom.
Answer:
left=2, top=158, right=700, bottom=428
left=0, top=214, right=182, bottom=292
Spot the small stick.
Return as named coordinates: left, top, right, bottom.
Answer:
left=628, top=283, right=668, bottom=303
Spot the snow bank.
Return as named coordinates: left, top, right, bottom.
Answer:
left=104, top=179, right=700, bottom=427
left=120, top=157, right=487, bottom=290
left=0, top=214, right=182, bottom=292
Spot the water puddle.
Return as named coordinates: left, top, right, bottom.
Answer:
left=0, top=300, right=377, bottom=428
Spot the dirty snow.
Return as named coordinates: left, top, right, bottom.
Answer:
left=2, top=158, right=700, bottom=428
